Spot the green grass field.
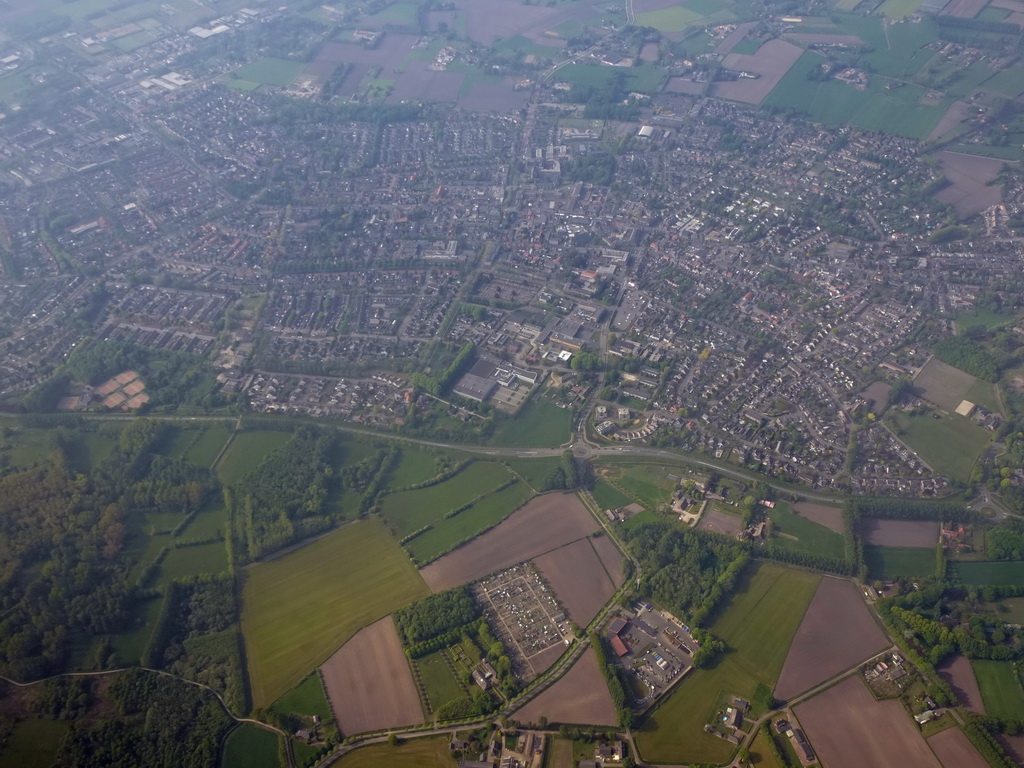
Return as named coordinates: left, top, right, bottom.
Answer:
left=109, top=594, right=163, bottom=665
left=405, top=480, right=533, bottom=563
left=234, top=57, right=306, bottom=87
left=185, top=427, right=233, bottom=468
left=0, top=719, right=69, bottom=768
left=591, top=478, right=635, bottom=510
left=983, top=65, right=1024, bottom=97
left=387, top=447, right=442, bottom=488
left=503, top=456, right=563, bottom=491
left=768, top=501, right=846, bottom=560
left=890, top=410, right=991, bottom=483
left=155, top=541, right=228, bottom=588
left=634, top=4, right=721, bottom=31
left=951, top=561, right=1024, bottom=586
left=877, top=0, right=924, bottom=18
left=242, top=518, right=429, bottom=707
left=750, top=727, right=785, bottom=768
left=334, top=736, right=454, bottom=767
left=216, top=430, right=292, bottom=484
left=956, top=309, right=1014, bottom=332
left=864, top=545, right=937, bottom=579
left=602, top=464, right=677, bottom=509
left=972, top=660, right=1024, bottom=719
left=416, top=650, right=465, bottom=712
left=221, top=723, right=282, bottom=768
left=272, top=672, right=333, bottom=722
left=489, top=397, right=571, bottom=447
left=379, top=461, right=513, bottom=538
left=0, top=427, right=54, bottom=469
left=180, top=502, right=228, bottom=539
left=636, top=564, right=820, bottom=764
left=965, top=379, right=1001, bottom=414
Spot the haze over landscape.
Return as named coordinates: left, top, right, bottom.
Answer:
left=0, top=0, right=1023, bottom=765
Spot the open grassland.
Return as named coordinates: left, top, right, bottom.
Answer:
left=183, top=427, right=232, bottom=467
left=636, top=564, right=819, bottom=764
left=612, top=464, right=676, bottom=509
left=380, top=461, right=513, bottom=538
left=774, top=578, right=889, bottom=700
left=973, top=659, right=1024, bottom=719
left=386, top=447, right=442, bottom=488
left=335, top=736, right=454, bottom=768
left=503, top=456, right=563, bottom=491
left=234, top=57, right=306, bottom=86
left=864, top=545, right=937, bottom=579
left=406, top=480, right=533, bottom=564
left=272, top=672, right=333, bottom=722
left=878, top=0, right=924, bottom=17
left=0, top=427, right=54, bottom=469
left=914, top=356, right=978, bottom=410
left=0, top=719, right=69, bottom=768
left=890, top=410, right=990, bottom=483
left=242, top=519, right=429, bottom=707
left=489, top=397, right=571, bottom=447
left=416, top=649, right=465, bottom=712
left=154, top=541, right=227, bottom=587
left=768, top=501, right=846, bottom=560
left=591, top=478, right=634, bottom=510
left=950, top=560, right=1024, bottom=585
left=216, top=430, right=292, bottom=484
left=221, top=723, right=282, bottom=768
left=796, top=676, right=941, bottom=768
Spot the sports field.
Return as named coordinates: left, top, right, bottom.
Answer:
left=863, top=545, right=938, bottom=579
left=636, top=564, right=820, bottom=764
left=221, top=723, right=282, bottom=768
left=241, top=518, right=429, bottom=707
left=972, top=660, right=1024, bottom=719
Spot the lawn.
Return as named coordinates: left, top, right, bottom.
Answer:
left=221, top=723, right=282, bottom=768
left=334, top=736, right=455, bottom=767
left=234, top=57, right=306, bottom=87
left=972, top=660, right=1024, bottom=720
left=241, top=518, right=429, bottom=707
left=216, top=430, right=292, bottom=484
left=0, top=719, right=69, bottom=768
left=503, top=456, right=563, bottom=491
left=591, top=478, right=634, bottom=510
left=863, top=545, right=938, bottom=580
left=489, top=397, right=572, bottom=448
left=379, top=461, right=513, bottom=538
left=272, top=672, right=333, bottom=722
left=951, top=561, right=1024, bottom=586
left=767, top=501, right=846, bottom=561
left=956, top=309, right=1014, bottom=332
left=406, top=480, right=533, bottom=564
left=750, top=726, right=785, bottom=768
left=636, top=563, right=820, bottom=765
left=416, top=650, right=465, bottom=712
left=890, top=410, right=991, bottom=483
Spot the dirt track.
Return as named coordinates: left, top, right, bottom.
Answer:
left=320, top=617, right=423, bottom=736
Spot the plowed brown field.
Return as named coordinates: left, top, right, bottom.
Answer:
left=513, top=647, right=617, bottom=727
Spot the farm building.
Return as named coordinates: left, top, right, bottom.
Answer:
left=610, top=635, right=629, bottom=656
left=955, top=400, right=975, bottom=417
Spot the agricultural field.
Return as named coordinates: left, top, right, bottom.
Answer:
left=636, top=564, right=820, bottom=765
left=859, top=518, right=939, bottom=547
left=0, top=718, right=68, bottom=768
left=233, top=57, right=306, bottom=87
left=183, top=427, right=233, bottom=468
left=938, top=655, right=985, bottom=713
left=242, top=518, right=429, bottom=707
left=795, top=676, right=942, bottom=768
left=534, top=536, right=619, bottom=627
left=889, top=409, right=991, bottom=483
left=489, top=396, right=571, bottom=447
left=215, top=430, right=292, bottom=484
left=272, top=672, right=334, bottom=724
left=405, top=479, right=533, bottom=564
left=928, top=727, right=989, bottom=768
left=419, top=493, right=599, bottom=592
left=792, top=501, right=845, bottom=533
left=590, top=478, right=635, bottom=510
left=951, top=560, right=1024, bottom=585
left=768, top=501, right=846, bottom=560
left=386, top=447, right=444, bottom=488
left=774, top=578, right=889, bottom=700
left=378, top=461, right=514, bottom=539
left=320, top=617, right=423, bottom=736
left=607, top=464, right=678, bottom=509
left=334, top=736, right=454, bottom=768
left=864, top=545, right=938, bottom=579
left=972, top=659, right=1024, bottom=719
left=697, top=503, right=744, bottom=537
left=503, top=456, right=564, bottom=492
left=221, top=723, right=282, bottom=768
left=512, top=647, right=618, bottom=727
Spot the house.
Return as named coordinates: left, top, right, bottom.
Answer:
left=595, top=740, right=623, bottom=762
